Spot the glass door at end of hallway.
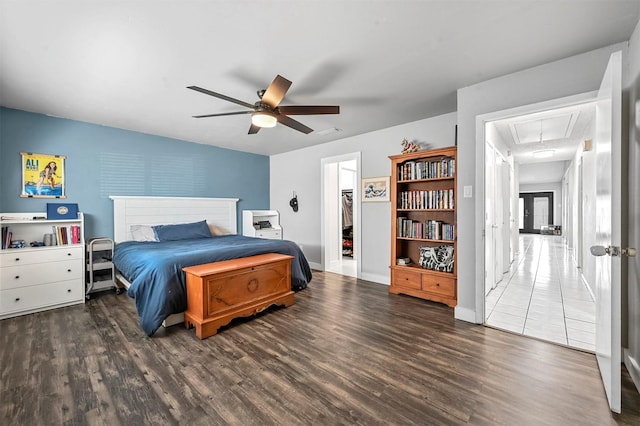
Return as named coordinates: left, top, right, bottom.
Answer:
left=519, top=192, right=553, bottom=234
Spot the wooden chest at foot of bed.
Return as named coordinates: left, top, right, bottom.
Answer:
left=182, top=253, right=295, bottom=339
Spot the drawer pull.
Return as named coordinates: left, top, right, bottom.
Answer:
left=67, top=253, right=72, bottom=256
left=67, top=289, right=72, bottom=293
left=67, top=269, right=72, bottom=272
left=15, top=275, right=19, bottom=279
left=15, top=258, right=20, bottom=262
left=15, top=297, right=20, bottom=302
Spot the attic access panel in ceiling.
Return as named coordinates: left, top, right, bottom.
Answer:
left=509, top=112, right=579, bottom=145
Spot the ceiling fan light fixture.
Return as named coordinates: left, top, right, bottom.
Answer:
left=533, top=149, right=554, bottom=159
left=251, top=111, right=277, bottom=128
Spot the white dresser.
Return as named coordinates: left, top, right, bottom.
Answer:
left=242, top=210, right=282, bottom=240
left=0, top=212, right=85, bottom=319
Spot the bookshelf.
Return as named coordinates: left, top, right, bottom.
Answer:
left=389, top=146, right=457, bottom=307
left=0, top=212, right=85, bottom=319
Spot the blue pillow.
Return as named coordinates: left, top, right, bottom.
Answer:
left=152, top=220, right=212, bottom=242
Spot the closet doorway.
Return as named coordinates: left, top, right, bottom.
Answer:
left=321, top=153, right=361, bottom=278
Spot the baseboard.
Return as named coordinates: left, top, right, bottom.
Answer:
left=308, top=261, right=322, bottom=270
left=624, top=348, right=640, bottom=394
left=455, top=306, right=478, bottom=324
left=359, top=272, right=389, bottom=285
left=580, top=271, right=596, bottom=302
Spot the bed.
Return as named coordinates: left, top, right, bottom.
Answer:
left=109, top=196, right=312, bottom=336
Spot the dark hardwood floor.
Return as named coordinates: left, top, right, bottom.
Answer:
left=1, top=271, right=639, bottom=425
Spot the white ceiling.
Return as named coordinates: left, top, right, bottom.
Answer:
left=1, top=1, right=639, bottom=156
left=488, top=101, right=597, bottom=184
left=491, top=101, right=596, bottom=164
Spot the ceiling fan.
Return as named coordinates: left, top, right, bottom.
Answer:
left=187, top=74, right=340, bottom=134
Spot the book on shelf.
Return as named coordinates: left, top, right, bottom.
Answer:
left=398, top=157, right=455, bottom=181
left=398, top=189, right=455, bottom=210
left=2, top=226, right=12, bottom=249
left=71, top=225, right=80, bottom=244
left=397, top=217, right=455, bottom=240
left=51, top=225, right=82, bottom=245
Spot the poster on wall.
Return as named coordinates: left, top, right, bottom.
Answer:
left=20, top=152, right=66, bottom=198
left=361, top=176, right=390, bottom=202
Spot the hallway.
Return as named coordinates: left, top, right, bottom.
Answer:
left=485, top=234, right=595, bottom=351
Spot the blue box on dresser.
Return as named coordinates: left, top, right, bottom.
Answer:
left=46, top=203, right=78, bottom=220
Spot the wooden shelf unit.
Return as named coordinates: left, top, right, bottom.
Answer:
left=389, top=146, right=457, bottom=307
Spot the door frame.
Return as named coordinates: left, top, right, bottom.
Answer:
left=475, top=90, right=598, bottom=323
left=519, top=191, right=554, bottom=234
left=320, top=152, right=362, bottom=277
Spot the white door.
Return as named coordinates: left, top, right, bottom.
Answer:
left=510, top=161, right=518, bottom=263
left=494, top=152, right=504, bottom=281
left=501, top=159, right=511, bottom=271
left=485, top=143, right=496, bottom=297
left=591, top=51, right=622, bottom=413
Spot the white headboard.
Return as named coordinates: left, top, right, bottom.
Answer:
left=110, top=196, right=239, bottom=243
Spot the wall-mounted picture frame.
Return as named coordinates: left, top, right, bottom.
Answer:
left=361, top=176, right=390, bottom=202
left=20, top=152, right=66, bottom=198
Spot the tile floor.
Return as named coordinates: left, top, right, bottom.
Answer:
left=485, top=234, right=596, bottom=352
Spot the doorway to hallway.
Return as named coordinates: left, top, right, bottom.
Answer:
left=519, top=191, right=553, bottom=234
left=481, top=91, right=599, bottom=352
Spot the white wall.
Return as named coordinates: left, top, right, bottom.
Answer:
left=625, top=18, right=640, bottom=393
left=562, top=142, right=598, bottom=295
left=518, top=160, right=567, bottom=185
left=456, top=42, right=627, bottom=323
left=271, top=112, right=457, bottom=283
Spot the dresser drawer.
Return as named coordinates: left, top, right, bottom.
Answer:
left=421, top=275, right=456, bottom=298
left=391, top=268, right=422, bottom=290
left=0, top=259, right=83, bottom=290
left=0, top=246, right=83, bottom=267
left=255, top=229, right=281, bottom=239
left=0, top=279, right=83, bottom=317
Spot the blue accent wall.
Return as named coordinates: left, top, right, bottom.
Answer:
left=0, top=107, right=270, bottom=238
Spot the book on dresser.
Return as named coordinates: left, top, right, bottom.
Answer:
left=389, top=146, right=457, bottom=308
left=0, top=212, right=86, bottom=319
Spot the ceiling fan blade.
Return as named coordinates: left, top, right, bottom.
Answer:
left=278, top=105, right=340, bottom=115
left=277, top=114, right=313, bottom=134
left=193, top=111, right=253, bottom=118
left=248, top=123, right=261, bottom=134
left=187, top=86, right=255, bottom=109
left=260, top=75, right=292, bottom=108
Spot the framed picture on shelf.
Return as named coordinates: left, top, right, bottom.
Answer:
left=361, top=176, right=390, bottom=202
left=20, top=152, right=66, bottom=198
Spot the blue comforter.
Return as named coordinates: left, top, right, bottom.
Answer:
left=113, top=235, right=312, bottom=336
